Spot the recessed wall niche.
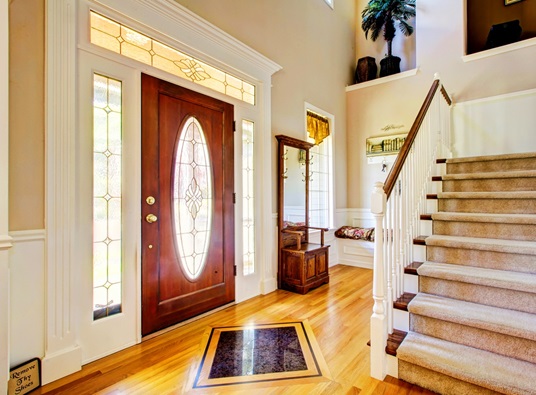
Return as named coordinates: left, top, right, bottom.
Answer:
left=466, top=0, right=536, bottom=55
left=355, top=0, right=416, bottom=80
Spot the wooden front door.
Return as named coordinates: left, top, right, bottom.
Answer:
left=141, top=74, right=235, bottom=336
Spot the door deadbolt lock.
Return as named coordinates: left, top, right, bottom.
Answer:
left=146, top=196, right=156, bottom=205
left=146, top=213, right=158, bottom=223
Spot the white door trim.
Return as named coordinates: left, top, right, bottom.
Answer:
left=43, top=0, right=80, bottom=385
left=45, top=0, right=281, bottom=384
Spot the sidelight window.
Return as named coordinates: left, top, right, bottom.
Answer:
left=242, top=120, right=255, bottom=276
left=93, top=74, right=123, bottom=320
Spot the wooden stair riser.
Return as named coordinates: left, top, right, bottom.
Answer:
left=409, top=315, right=536, bottom=364
left=419, top=277, right=536, bottom=314
left=446, top=157, right=536, bottom=175
left=426, top=245, right=536, bottom=273
left=442, top=177, right=536, bottom=192
left=432, top=221, right=536, bottom=242
left=438, top=197, right=536, bottom=214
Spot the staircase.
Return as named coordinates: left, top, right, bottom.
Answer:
left=396, top=152, right=536, bottom=395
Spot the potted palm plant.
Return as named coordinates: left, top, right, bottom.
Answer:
left=361, top=0, right=415, bottom=77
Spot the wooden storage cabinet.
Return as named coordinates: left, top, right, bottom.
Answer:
left=276, top=135, right=330, bottom=295
left=280, top=244, right=329, bottom=294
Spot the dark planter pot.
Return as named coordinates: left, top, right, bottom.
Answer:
left=354, top=56, right=377, bottom=83
left=379, top=56, right=401, bottom=77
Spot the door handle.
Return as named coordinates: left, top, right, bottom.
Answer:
left=146, top=214, right=158, bottom=223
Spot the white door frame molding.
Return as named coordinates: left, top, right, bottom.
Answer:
left=42, top=0, right=80, bottom=385
left=1, top=0, right=13, bottom=392
left=45, top=0, right=281, bottom=384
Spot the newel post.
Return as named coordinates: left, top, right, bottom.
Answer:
left=370, top=181, right=387, bottom=380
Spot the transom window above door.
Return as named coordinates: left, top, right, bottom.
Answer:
left=90, top=11, right=256, bottom=105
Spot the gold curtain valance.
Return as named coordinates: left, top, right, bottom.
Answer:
left=307, top=110, right=330, bottom=145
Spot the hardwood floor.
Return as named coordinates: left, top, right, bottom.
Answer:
left=35, top=265, right=435, bottom=394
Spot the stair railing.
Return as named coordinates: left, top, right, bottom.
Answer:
left=370, top=74, right=452, bottom=380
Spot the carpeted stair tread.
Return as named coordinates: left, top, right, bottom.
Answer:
left=437, top=191, right=536, bottom=199
left=445, top=152, right=536, bottom=164
left=408, top=293, right=536, bottom=341
left=442, top=169, right=536, bottom=180
left=397, top=332, right=536, bottom=395
left=425, top=234, right=536, bottom=255
left=431, top=211, right=536, bottom=225
left=418, top=261, right=536, bottom=293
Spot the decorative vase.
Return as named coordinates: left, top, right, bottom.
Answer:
left=354, top=56, right=377, bottom=84
left=379, top=56, right=401, bottom=77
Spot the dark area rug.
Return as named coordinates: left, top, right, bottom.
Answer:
left=189, top=321, right=331, bottom=392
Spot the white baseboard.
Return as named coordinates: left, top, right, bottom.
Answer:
left=41, top=346, right=82, bottom=385
left=261, top=278, right=277, bottom=295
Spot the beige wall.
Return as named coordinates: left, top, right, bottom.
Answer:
left=8, top=0, right=355, bottom=230
left=347, top=0, right=536, bottom=209
left=174, top=0, right=355, bottom=211
left=8, top=0, right=44, bottom=231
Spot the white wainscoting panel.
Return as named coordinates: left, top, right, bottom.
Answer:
left=452, top=88, right=536, bottom=158
left=335, top=208, right=374, bottom=228
left=9, top=230, right=46, bottom=368
left=337, top=239, right=374, bottom=269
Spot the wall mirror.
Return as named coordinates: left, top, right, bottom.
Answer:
left=276, top=135, right=329, bottom=294
left=277, top=135, right=312, bottom=234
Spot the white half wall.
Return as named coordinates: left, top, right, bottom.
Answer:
left=333, top=208, right=374, bottom=269
left=9, top=231, right=45, bottom=368
left=452, top=88, right=536, bottom=158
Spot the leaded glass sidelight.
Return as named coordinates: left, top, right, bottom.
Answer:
left=173, top=117, right=213, bottom=280
left=93, top=74, right=122, bottom=320
left=242, top=120, right=255, bottom=276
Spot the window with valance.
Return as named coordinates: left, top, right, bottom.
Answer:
left=305, top=107, right=333, bottom=229
left=307, top=110, right=330, bottom=145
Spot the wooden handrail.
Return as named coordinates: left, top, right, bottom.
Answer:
left=383, top=79, right=451, bottom=199
left=440, top=85, right=452, bottom=106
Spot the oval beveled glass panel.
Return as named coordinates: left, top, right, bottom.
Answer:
left=173, top=117, right=213, bottom=280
